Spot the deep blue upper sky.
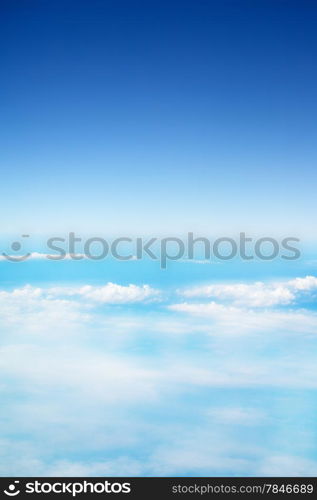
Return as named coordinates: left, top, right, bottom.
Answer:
left=1, top=1, right=317, bottom=235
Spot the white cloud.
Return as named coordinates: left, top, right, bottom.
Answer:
left=0, top=344, right=163, bottom=403
left=44, top=457, right=144, bottom=477
left=0, top=282, right=159, bottom=313
left=258, top=455, right=317, bottom=476
left=0, top=283, right=160, bottom=336
left=0, top=439, right=145, bottom=476
left=288, top=276, right=317, bottom=291
left=0, top=253, right=139, bottom=262
left=180, top=276, right=317, bottom=307
left=0, top=285, right=88, bottom=333
left=54, top=282, right=160, bottom=304
left=0, top=252, right=88, bottom=261
left=1, top=276, right=317, bottom=477
left=148, top=428, right=317, bottom=476
left=206, top=407, right=267, bottom=425
left=168, top=301, right=317, bottom=334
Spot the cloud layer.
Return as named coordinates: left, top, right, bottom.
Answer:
left=1, top=276, right=317, bottom=476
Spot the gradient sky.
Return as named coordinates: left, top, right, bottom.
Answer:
left=1, top=0, right=317, bottom=235
left=1, top=1, right=317, bottom=478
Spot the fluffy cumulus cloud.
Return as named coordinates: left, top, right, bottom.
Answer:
left=0, top=282, right=159, bottom=304
left=288, top=276, right=317, bottom=291
left=168, top=276, right=317, bottom=334
left=49, top=283, right=159, bottom=303
left=179, top=276, right=317, bottom=307
left=0, top=283, right=160, bottom=335
left=0, top=282, right=158, bottom=320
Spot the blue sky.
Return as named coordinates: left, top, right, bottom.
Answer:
left=1, top=0, right=317, bottom=477
left=1, top=0, right=317, bottom=234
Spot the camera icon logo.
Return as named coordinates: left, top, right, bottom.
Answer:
left=2, top=235, right=31, bottom=262
left=4, top=481, right=20, bottom=496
